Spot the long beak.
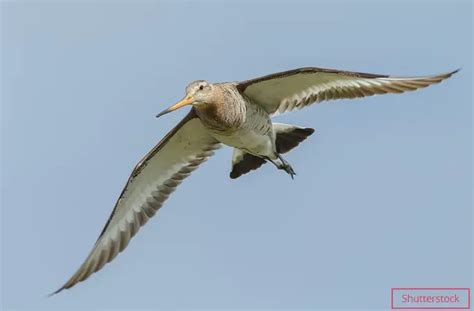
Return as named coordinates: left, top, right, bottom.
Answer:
left=156, top=96, right=194, bottom=118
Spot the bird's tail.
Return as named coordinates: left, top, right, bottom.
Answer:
left=229, top=123, right=315, bottom=179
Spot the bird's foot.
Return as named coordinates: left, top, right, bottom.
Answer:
left=265, top=154, right=296, bottom=179
left=278, top=162, right=296, bottom=179
left=276, top=155, right=296, bottom=179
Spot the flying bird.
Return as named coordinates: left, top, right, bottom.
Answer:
left=52, top=67, right=457, bottom=294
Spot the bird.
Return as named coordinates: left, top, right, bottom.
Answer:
left=52, top=66, right=458, bottom=294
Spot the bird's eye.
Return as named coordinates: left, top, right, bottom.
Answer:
left=199, top=85, right=204, bottom=90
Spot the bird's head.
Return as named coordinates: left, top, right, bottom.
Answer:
left=156, top=80, right=214, bottom=118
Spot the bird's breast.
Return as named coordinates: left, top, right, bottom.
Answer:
left=195, top=101, right=245, bottom=132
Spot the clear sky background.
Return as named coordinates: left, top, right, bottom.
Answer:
left=1, top=0, right=472, bottom=310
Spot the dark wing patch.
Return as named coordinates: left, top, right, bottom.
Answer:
left=276, top=128, right=315, bottom=154
left=230, top=153, right=267, bottom=179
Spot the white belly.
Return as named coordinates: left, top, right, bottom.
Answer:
left=211, top=128, right=275, bottom=158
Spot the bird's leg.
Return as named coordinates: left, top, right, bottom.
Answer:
left=266, top=155, right=296, bottom=179
left=277, top=154, right=296, bottom=179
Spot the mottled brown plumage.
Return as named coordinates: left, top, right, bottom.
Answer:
left=194, top=84, right=245, bottom=131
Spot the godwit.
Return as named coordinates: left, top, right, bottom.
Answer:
left=52, top=67, right=458, bottom=294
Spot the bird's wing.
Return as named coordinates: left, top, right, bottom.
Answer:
left=52, top=110, right=220, bottom=294
left=237, top=67, right=458, bottom=116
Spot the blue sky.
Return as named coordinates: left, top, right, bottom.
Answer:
left=1, top=0, right=472, bottom=309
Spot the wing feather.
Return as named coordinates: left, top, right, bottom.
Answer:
left=52, top=109, right=219, bottom=294
left=237, top=67, right=458, bottom=115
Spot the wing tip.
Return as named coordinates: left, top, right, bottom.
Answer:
left=49, top=276, right=82, bottom=296
left=449, top=68, right=461, bottom=76
left=47, top=285, right=66, bottom=297
left=385, top=68, right=461, bottom=82
left=438, top=68, right=461, bottom=78
left=432, top=68, right=460, bottom=82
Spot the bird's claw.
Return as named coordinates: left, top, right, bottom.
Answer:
left=278, top=162, right=296, bottom=179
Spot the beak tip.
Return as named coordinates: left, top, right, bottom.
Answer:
left=155, top=110, right=168, bottom=118
left=156, top=96, right=193, bottom=119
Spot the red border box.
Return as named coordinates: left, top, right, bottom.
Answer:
left=391, top=288, right=471, bottom=310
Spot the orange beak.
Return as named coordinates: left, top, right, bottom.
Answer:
left=156, top=96, right=194, bottom=118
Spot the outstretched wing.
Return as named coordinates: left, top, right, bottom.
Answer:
left=237, top=67, right=458, bottom=116
left=52, top=109, right=219, bottom=294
